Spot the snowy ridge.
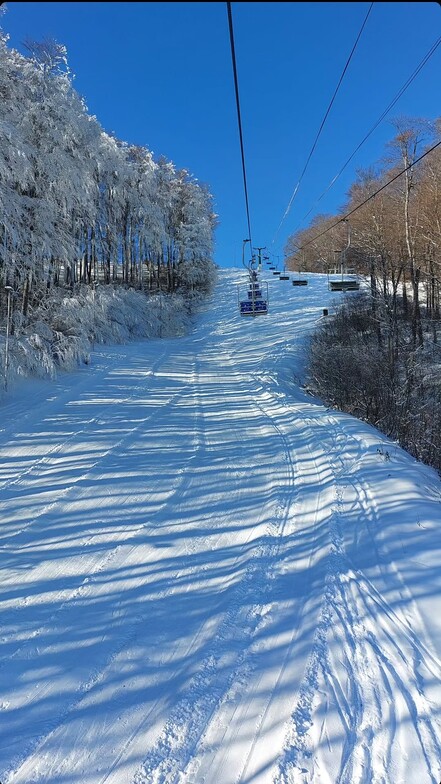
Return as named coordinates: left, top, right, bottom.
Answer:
left=0, top=269, right=440, bottom=784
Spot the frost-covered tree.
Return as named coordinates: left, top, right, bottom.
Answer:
left=0, top=13, right=216, bottom=330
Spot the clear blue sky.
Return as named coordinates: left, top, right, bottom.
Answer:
left=1, top=2, right=440, bottom=268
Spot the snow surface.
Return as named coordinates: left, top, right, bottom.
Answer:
left=1, top=268, right=440, bottom=784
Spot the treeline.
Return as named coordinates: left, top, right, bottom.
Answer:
left=285, top=117, right=441, bottom=350
left=286, top=117, right=441, bottom=472
left=0, top=28, right=218, bottom=333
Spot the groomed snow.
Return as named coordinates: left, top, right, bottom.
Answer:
left=0, top=268, right=440, bottom=784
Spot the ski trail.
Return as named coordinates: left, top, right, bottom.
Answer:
left=1, top=270, right=441, bottom=784
left=131, top=368, right=299, bottom=784
left=0, top=343, right=175, bottom=553
left=0, top=381, right=194, bottom=669
left=0, top=352, right=207, bottom=781
left=2, top=342, right=282, bottom=784
left=154, top=381, right=335, bottom=784
left=273, top=412, right=441, bottom=784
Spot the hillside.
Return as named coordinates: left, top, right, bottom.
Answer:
left=1, top=268, right=440, bottom=784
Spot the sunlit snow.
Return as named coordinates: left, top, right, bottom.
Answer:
left=1, top=269, right=440, bottom=784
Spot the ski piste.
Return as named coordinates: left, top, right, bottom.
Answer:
left=0, top=268, right=440, bottom=784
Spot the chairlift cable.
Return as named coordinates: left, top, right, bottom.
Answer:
left=271, top=2, right=374, bottom=250
left=294, top=35, right=441, bottom=229
left=297, top=139, right=441, bottom=252
left=226, top=1, right=253, bottom=249
left=226, top=2, right=269, bottom=315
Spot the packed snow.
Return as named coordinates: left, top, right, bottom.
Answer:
left=0, top=268, right=440, bottom=784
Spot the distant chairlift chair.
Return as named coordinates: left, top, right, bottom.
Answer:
left=238, top=279, right=269, bottom=317
left=328, top=221, right=360, bottom=291
left=328, top=268, right=360, bottom=291
left=239, top=247, right=269, bottom=316
left=292, top=270, right=308, bottom=286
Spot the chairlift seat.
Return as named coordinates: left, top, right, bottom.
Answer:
left=329, top=280, right=360, bottom=291
left=292, top=279, right=308, bottom=286
left=240, top=299, right=268, bottom=316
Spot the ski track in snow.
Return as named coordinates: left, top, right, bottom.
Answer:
left=271, top=409, right=441, bottom=784
left=0, top=347, right=193, bottom=668
left=0, top=269, right=440, bottom=784
left=132, top=352, right=312, bottom=784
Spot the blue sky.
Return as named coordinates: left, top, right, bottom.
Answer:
left=1, top=1, right=440, bottom=268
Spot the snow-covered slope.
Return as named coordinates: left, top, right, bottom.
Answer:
left=1, top=269, right=440, bottom=784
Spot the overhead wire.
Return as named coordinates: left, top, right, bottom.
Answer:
left=226, top=1, right=253, bottom=250
left=271, top=2, right=374, bottom=250
left=297, top=139, right=441, bottom=251
left=295, top=35, right=441, bottom=229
